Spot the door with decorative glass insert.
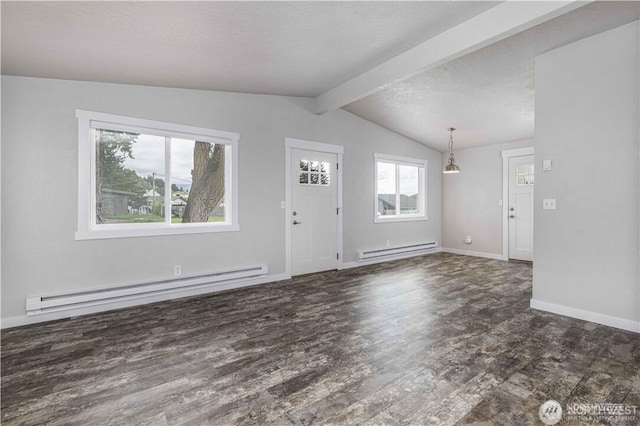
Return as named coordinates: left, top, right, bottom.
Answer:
left=508, top=155, right=534, bottom=261
left=291, top=148, right=338, bottom=275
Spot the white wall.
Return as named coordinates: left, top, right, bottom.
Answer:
left=442, top=139, right=533, bottom=258
left=1, top=76, right=441, bottom=324
left=533, top=21, right=639, bottom=332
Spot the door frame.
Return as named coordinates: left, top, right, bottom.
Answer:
left=285, top=138, right=344, bottom=277
left=501, top=147, right=534, bottom=260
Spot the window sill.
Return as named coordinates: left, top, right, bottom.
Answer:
left=374, top=215, right=428, bottom=224
left=76, top=223, right=240, bottom=240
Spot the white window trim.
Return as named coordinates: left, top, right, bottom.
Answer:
left=76, top=110, right=239, bottom=240
left=373, top=153, right=428, bottom=223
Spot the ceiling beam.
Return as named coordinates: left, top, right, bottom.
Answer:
left=313, top=1, right=591, bottom=114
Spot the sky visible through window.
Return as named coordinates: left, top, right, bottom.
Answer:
left=378, top=161, right=419, bottom=195
left=123, top=134, right=195, bottom=191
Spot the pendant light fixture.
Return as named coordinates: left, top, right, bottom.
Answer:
left=443, top=127, right=461, bottom=174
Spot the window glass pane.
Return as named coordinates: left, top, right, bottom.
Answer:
left=82, top=111, right=238, bottom=238
left=170, top=138, right=192, bottom=222
left=171, top=139, right=225, bottom=223
left=300, top=158, right=330, bottom=186
left=96, top=129, right=164, bottom=224
left=398, top=165, right=419, bottom=214
left=377, top=162, right=397, bottom=216
left=516, top=162, right=534, bottom=186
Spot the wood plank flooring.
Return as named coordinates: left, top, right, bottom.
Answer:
left=2, top=253, right=639, bottom=425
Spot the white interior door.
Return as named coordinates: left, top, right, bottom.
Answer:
left=291, top=148, right=338, bottom=275
left=508, top=155, right=534, bottom=261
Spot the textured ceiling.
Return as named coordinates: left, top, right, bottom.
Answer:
left=2, top=1, right=638, bottom=152
left=344, top=1, right=640, bottom=150
left=1, top=1, right=498, bottom=97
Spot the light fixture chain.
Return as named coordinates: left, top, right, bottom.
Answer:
left=443, top=127, right=460, bottom=174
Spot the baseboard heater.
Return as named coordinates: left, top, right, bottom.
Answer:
left=357, top=241, right=438, bottom=261
left=26, top=265, right=268, bottom=316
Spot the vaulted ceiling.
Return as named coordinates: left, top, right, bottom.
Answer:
left=2, top=1, right=638, bottom=151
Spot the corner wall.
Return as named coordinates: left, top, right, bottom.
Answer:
left=533, top=21, right=639, bottom=332
left=442, top=139, right=533, bottom=258
left=1, top=76, right=441, bottom=326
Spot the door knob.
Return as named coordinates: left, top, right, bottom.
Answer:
left=509, top=215, right=515, bottom=219
left=293, top=220, right=303, bottom=225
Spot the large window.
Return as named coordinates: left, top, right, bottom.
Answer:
left=76, top=110, right=239, bottom=239
left=374, top=153, right=427, bottom=223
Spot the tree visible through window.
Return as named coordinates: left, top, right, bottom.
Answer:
left=77, top=110, right=238, bottom=239
left=96, top=131, right=226, bottom=225
left=180, top=140, right=226, bottom=223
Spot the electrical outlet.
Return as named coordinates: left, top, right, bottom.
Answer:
left=174, top=264, right=182, bottom=276
left=543, top=199, right=557, bottom=210
left=386, top=240, right=390, bottom=247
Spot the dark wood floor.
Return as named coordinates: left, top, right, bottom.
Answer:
left=2, top=253, right=639, bottom=425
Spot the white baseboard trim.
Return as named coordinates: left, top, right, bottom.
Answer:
left=339, top=248, right=441, bottom=270
left=441, top=247, right=507, bottom=261
left=530, top=299, right=640, bottom=333
left=1, top=272, right=291, bottom=330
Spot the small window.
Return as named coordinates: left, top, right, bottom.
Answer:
left=76, top=110, right=239, bottom=239
left=517, top=163, right=534, bottom=185
left=298, top=159, right=330, bottom=186
left=374, top=153, right=427, bottom=223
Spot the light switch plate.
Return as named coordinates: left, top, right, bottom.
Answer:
left=543, top=198, right=556, bottom=210
left=542, top=160, right=552, bottom=171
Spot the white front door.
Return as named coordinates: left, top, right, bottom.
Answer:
left=291, top=148, right=338, bottom=275
left=508, top=155, right=534, bottom=261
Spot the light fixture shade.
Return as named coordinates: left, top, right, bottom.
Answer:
left=443, top=161, right=461, bottom=174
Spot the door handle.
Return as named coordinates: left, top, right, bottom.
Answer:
left=509, top=215, right=515, bottom=219
left=293, top=220, right=303, bottom=225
